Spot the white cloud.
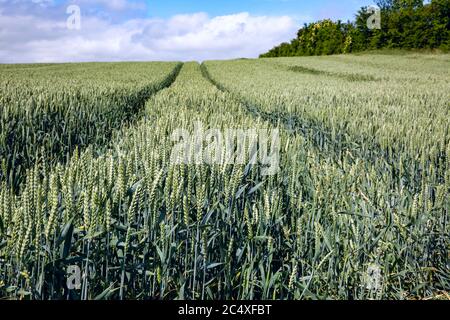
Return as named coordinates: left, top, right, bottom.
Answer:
left=0, top=10, right=298, bottom=62
left=77, top=0, right=147, bottom=11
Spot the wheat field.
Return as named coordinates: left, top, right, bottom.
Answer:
left=0, top=53, right=448, bottom=300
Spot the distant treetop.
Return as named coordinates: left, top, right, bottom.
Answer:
left=260, top=0, right=449, bottom=58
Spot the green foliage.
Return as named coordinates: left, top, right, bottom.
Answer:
left=260, top=0, right=450, bottom=57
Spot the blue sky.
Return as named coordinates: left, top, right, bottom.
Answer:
left=144, top=0, right=373, bottom=21
left=0, top=0, right=376, bottom=63
left=47, top=0, right=374, bottom=22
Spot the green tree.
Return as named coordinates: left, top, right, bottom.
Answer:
left=259, top=0, right=449, bottom=58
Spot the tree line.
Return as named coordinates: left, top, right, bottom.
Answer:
left=260, top=0, right=449, bottom=57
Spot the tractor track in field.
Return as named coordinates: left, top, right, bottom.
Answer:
left=106, top=62, right=183, bottom=139
left=89, top=61, right=184, bottom=143
left=3, top=62, right=184, bottom=193
left=260, top=59, right=381, bottom=82
left=61, top=62, right=185, bottom=160
left=199, top=62, right=439, bottom=195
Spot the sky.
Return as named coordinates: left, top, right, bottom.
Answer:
left=0, top=0, right=375, bottom=63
